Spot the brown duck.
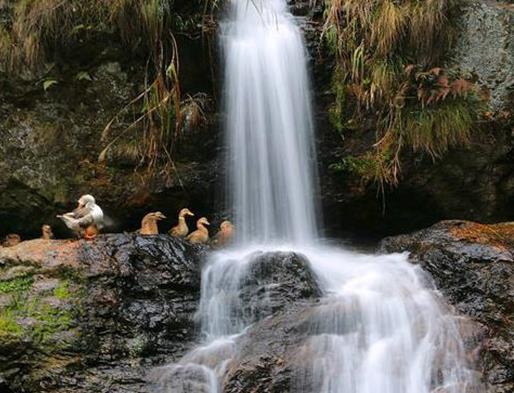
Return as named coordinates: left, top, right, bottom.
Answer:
left=211, top=220, right=235, bottom=248
left=41, top=225, right=54, bottom=240
left=169, top=208, right=195, bottom=237
left=2, top=234, right=21, bottom=247
left=186, top=217, right=210, bottom=244
left=140, top=212, right=167, bottom=235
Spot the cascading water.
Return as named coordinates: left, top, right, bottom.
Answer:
left=152, top=1, right=476, bottom=392
left=223, top=0, right=319, bottom=245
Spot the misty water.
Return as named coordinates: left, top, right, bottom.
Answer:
left=152, top=1, right=475, bottom=392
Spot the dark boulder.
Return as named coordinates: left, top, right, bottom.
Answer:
left=238, top=251, right=322, bottom=322
left=380, top=220, right=514, bottom=393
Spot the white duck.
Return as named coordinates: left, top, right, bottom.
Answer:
left=57, top=194, right=104, bottom=240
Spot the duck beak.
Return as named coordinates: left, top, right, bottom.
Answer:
left=159, top=214, right=167, bottom=220
left=205, top=220, right=211, bottom=226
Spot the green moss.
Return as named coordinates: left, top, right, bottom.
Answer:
left=0, top=277, right=77, bottom=345
left=0, top=275, right=34, bottom=294
left=53, top=280, right=71, bottom=300
left=0, top=309, right=23, bottom=337
left=31, top=302, right=73, bottom=344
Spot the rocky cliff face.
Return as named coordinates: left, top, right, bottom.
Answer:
left=380, top=220, right=514, bottom=393
left=454, top=0, right=514, bottom=112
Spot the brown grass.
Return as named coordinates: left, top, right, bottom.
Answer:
left=324, top=0, right=481, bottom=187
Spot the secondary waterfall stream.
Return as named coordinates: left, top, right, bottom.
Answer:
left=153, top=1, right=475, bottom=392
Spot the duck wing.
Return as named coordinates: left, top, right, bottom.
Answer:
left=90, top=205, right=104, bottom=229
left=170, top=224, right=187, bottom=237
left=58, top=213, right=95, bottom=231
left=76, top=214, right=95, bottom=229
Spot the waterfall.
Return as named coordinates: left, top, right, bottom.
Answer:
left=152, top=1, right=476, bottom=392
left=223, top=0, right=319, bottom=245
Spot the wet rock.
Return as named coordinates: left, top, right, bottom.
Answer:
left=0, top=235, right=206, bottom=392
left=238, top=251, right=322, bottom=321
left=224, top=304, right=316, bottom=393
left=380, top=220, right=514, bottom=392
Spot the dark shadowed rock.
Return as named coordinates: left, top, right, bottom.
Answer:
left=380, top=220, right=514, bottom=393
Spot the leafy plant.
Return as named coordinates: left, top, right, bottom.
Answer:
left=75, top=71, right=92, bottom=81
left=42, top=78, right=58, bottom=91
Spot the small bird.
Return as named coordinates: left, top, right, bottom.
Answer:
left=186, top=217, right=210, bottom=244
left=140, top=212, right=167, bottom=235
left=41, top=225, right=54, bottom=240
left=169, top=208, right=195, bottom=238
left=57, top=194, right=104, bottom=240
left=211, top=220, right=235, bottom=248
left=2, top=234, right=21, bottom=247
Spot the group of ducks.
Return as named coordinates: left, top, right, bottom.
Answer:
left=1, top=194, right=234, bottom=248
left=140, top=208, right=234, bottom=246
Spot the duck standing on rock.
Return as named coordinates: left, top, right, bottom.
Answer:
left=212, top=220, right=235, bottom=248
left=140, top=212, right=167, bottom=235
left=41, top=225, right=54, bottom=240
left=169, top=208, right=195, bottom=238
left=2, top=234, right=21, bottom=247
left=186, top=217, right=210, bottom=244
left=57, top=194, right=104, bottom=240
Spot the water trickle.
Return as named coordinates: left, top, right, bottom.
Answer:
left=152, top=1, right=476, bottom=392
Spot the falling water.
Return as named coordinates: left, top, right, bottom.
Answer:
left=153, top=1, right=476, bottom=392
left=223, top=0, right=319, bottom=244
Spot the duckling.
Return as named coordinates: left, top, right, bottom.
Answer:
left=186, top=217, right=210, bottom=244
left=140, top=212, right=167, bottom=235
left=169, top=208, right=195, bottom=237
left=57, top=194, right=104, bottom=240
left=2, top=234, right=21, bottom=247
left=41, top=225, right=54, bottom=240
left=211, top=220, right=235, bottom=248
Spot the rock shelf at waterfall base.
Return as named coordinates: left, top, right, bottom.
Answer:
left=0, top=221, right=512, bottom=392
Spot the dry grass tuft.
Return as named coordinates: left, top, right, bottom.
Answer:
left=324, top=0, right=482, bottom=187
left=0, top=0, right=210, bottom=180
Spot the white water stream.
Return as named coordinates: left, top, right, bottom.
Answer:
left=153, top=1, right=475, bottom=392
